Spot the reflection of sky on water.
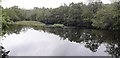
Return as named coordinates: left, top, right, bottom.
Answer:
left=2, top=28, right=110, bottom=56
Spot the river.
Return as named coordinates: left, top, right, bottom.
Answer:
left=1, top=25, right=120, bottom=57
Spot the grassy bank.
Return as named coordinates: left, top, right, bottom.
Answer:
left=47, top=24, right=64, bottom=28
left=14, top=21, right=64, bottom=28
left=15, top=21, right=45, bottom=27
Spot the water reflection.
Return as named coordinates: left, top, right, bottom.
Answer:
left=1, top=25, right=120, bottom=57
left=40, top=27, right=120, bottom=57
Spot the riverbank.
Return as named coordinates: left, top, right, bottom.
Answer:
left=13, top=21, right=120, bottom=31
left=15, top=21, right=45, bottom=26
left=14, top=21, right=65, bottom=28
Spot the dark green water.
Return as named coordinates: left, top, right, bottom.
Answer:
left=1, top=25, right=120, bottom=57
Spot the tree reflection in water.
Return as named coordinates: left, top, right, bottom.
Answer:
left=1, top=25, right=120, bottom=57
left=0, top=25, right=27, bottom=58
left=0, top=45, right=10, bottom=58
left=36, top=27, right=120, bottom=57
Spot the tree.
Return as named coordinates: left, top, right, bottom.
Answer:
left=0, top=1, right=10, bottom=57
left=92, top=5, right=114, bottom=29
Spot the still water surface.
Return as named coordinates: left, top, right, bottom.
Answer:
left=1, top=25, right=120, bottom=56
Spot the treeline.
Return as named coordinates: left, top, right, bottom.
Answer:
left=3, top=1, right=120, bottom=30
left=0, top=6, right=12, bottom=28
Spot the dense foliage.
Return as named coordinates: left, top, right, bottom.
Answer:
left=3, top=1, right=120, bottom=30
left=0, top=6, right=13, bottom=36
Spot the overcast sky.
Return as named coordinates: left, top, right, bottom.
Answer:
left=1, top=0, right=111, bottom=9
